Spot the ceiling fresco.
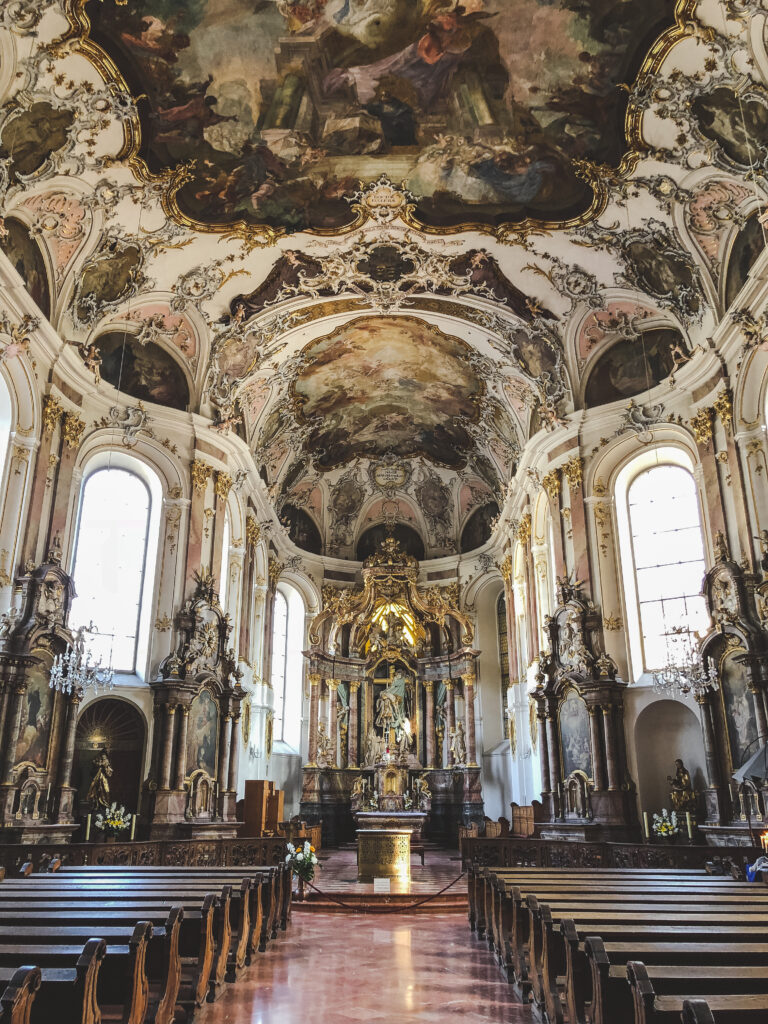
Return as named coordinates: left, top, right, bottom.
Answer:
left=291, top=315, right=483, bottom=469
left=72, top=0, right=683, bottom=238
left=0, top=0, right=767, bottom=561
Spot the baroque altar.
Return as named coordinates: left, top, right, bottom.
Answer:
left=300, top=538, right=484, bottom=845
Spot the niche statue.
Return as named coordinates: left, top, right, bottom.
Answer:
left=86, top=748, right=113, bottom=811
left=667, top=758, right=697, bottom=816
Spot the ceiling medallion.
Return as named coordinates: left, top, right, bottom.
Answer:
left=66, top=0, right=697, bottom=242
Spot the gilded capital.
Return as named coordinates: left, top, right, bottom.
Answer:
left=62, top=412, right=85, bottom=450
left=462, top=672, right=476, bottom=688
left=516, top=512, right=532, bottom=546
left=191, top=458, right=213, bottom=494
left=563, top=456, right=583, bottom=490
left=42, top=395, right=63, bottom=436
left=268, top=557, right=284, bottom=592
left=499, top=553, right=514, bottom=583
left=246, top=515, right=261, bottom=548
left=713, top=388, right=733, bottom=434
left=541, top=470, right=561, bottom=501
left=215, top=471, right=233, bottom=501
left=308, top=673, right=322, bottom=687
left=690, top=407, right=715, bottom=446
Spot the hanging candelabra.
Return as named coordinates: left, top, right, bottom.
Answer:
left=49, top=623, right=114, bottom=694
left=652, top=626, right=718, bottom=699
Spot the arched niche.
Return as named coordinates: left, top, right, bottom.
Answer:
left=724, top=211, right=765, bottom=310
left=633, top=699, right=705, bottom=816
left=460, top=502, right=499, bottom=553
left=356, top=523, right=425, bottom=561
left=1, top=216, right=51, bottom=318
left=73, top=697, right=146, bottom=817
left=281, top=503, right=322, bottom=555
left=584, top=328, right=686, bottom=408
left=94, top=330, right=190, bottom=411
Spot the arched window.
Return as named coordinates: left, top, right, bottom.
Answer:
left=270, top=583, right=305, bottom=749
left=616, top=455, right=708, bottom=679
left=0, top=373, right=11, bottom=497
left=70, top=458, right=162, bottom=677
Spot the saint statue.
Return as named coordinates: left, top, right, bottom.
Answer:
left=450, top=721, right=467, bottom=765
left=375, top=675, right=406, bottom=734
left=316, top=721, right=336, bottom=769
left=86, top=748, right=113, bottom=810
left=413, top=771, right=432, bottom=811
left=667, top=758, right=697, bottom=815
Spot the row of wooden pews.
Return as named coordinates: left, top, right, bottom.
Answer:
left=468, top=863, right=768, bottom=1024
left=0, top=860, right=291, bottom=1024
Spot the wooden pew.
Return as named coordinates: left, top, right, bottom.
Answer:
left=53, top=865, right=279, bottom=957
left=0, top=902, right=202, bottom=1012
left=585, top=937, right=768, bottom=1024
left=0, top=923, right=151, bottom=1024
left=627, top=961, right=768, bottom=1024
left=0, top=966, right=40, bottom=1024
left=682, top=995, right=768, bottom=1023
left=57, top=864, right=287, bottom=946
left=0, top=939, right=106, bottom=1024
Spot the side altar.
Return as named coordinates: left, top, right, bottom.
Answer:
left=300, top=538, right=484, bottom=845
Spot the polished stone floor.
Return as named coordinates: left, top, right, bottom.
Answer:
left=198, top=913, right=533, bottom=1023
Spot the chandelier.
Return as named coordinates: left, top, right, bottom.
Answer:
left=49, top=624, right=114, bottom=695
left=652, top=626, right=718, bottom=698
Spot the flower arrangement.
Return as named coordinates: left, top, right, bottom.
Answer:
left=285, top=840, right=318, bottom=882
left=94, top=802, right=132, bottom=836
left=652, top=808, right=680, bottom=839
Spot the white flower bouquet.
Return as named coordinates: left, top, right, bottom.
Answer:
left=652, top=808, right=680, bottom=838
left=285, top=839, right=318, bottom=882
left=94, top=802, right=132, bottom=836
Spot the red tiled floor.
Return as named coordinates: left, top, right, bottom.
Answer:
left=198, top=912, right=533, bottom=1023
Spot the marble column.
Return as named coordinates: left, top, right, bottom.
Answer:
left=545, top=706, right=561, bottom=816
left=424, top=681, right=435, bottom=768
left=2, top=687, right=25, bottom=783
left=348, top=681, right=360, bottom=768
left=174, top=706, right=189, bottom=790
left=57, top=693, right=81, bottom=791
left=159, top=704, right=176, bottom=790
left=602, top=704, right=620, bottom=791
left=462, top=673, right=478, bottom=767
left=537, top=710, right=551, bottom=796
left=228, top=713, right=240, bottom=794
left=307, top=673, right=321, bottom=766
left=218, top=713, right=232, bottom=792
left=445, top=681, right=456, bottom=766
left=696, top=693, right=721, bottom=790
left=0, top=687, right=10, bottom=766
left=327, top=680, right=339, bottom=769
left=588, top=705, right=605, bottom=791
left=750, top=686, right=768, bottom=748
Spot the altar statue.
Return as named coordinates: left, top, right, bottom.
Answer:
left=375, top=674, right=407, bottom=734
left=316, top=721, right=336, bottom=769
left=667, top=758, right=697, bottom=815
left=413, top=771, right=432, bottom=811
left=396, top=716, right=414, bottom=760
left=450, top=721, right=467, bottom=765
left=86, top=747, right=112, bottom=810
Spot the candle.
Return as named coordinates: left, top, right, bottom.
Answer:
left=130, top=815, right=136, bottom=841
left=686, top=812, right=693, bottom=841
left=45, top=784, right=51, bottom=811
left=85, top=813, right=91, bottom=842
left=642, top=812, right=650, bottom=840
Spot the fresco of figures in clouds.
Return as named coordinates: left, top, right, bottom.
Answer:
left=84, top=0, right=675, bottom=232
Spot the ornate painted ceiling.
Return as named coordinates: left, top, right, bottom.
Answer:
left=0, top=0, right=766, bottom=560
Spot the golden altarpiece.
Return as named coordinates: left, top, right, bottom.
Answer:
left=0, top=550, right=82, bottom=843
left=143, top=569, right=246, bottom=839
left=301, top=539, right=484, bottom=845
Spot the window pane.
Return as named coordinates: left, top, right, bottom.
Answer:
left=271, top=591, right=288, bottom=740
left=628, top=465, right=707, bottom=671
left=70, top=468, right=151, bottom=672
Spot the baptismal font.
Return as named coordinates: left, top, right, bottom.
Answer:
left=300, top=537, right=484, bottom=845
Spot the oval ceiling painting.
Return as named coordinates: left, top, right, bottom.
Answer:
left=80, top=0, right=678, bottom=234
left=292, top=315, right=482, bottom=470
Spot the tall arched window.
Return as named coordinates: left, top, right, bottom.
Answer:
left=270, top=583, right=305, bottom=749
left=617, top=455, right=708, bottom=678
left=70, top=458, right=162, bottom=676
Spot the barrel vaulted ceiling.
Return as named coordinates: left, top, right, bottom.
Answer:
left=0, top=0, right=766, bottom=560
